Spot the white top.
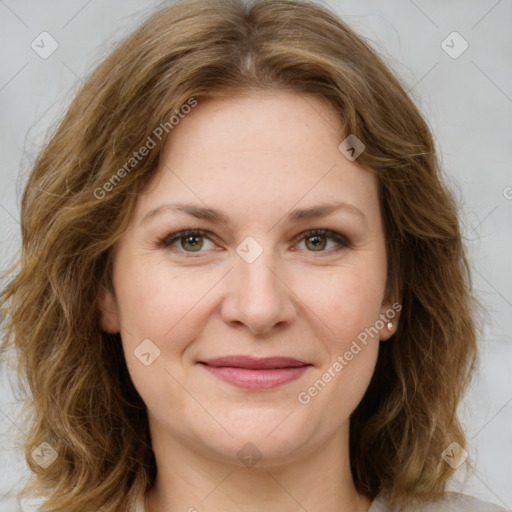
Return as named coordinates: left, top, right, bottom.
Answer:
left=367, top=491, right=509, bottom=511
left=134, top=491, right=510, bottom=511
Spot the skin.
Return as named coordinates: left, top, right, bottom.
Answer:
left=98, top=90, right=399, bottom=512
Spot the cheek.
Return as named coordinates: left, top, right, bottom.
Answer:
left=113, top=255, right=217, bottom=342
left=296, top=261, right=386, bottom=344
left=112, top=258, right=210, bottom=414
left=295, top=268, right=382, bottom=425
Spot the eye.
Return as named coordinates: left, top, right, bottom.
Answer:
left=156, top=229, right=215, bottom=253
left=157, top=228, right=350, bottom=255
left=293, top=228, right=351, bottom=253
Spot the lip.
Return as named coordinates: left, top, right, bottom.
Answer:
left=198, top=355, right=312, bottom=390
left=200, top=355, right=311, bottom=369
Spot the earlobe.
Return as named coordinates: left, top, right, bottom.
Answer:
left=97, top=286, right=120, bottom=334
left=378, top=297, right=402, bottom=342
left=379, top=319, right=396, bottom=342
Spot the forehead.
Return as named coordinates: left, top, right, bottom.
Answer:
left=133, top=91, right=379, bottom=226
left=163, top=90, right=344, bottom=159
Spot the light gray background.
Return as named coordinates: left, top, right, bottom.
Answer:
left=0, top=1, right=511, bottom=510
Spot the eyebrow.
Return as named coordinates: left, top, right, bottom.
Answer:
left=140, top=200, right=367, bottom=226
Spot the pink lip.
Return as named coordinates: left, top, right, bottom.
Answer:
left=198, top=355, right=312, bottom=390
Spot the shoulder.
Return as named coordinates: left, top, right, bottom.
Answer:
left=369, top=491, right=510, bottom=512
left=421, top=493, right=510, bottom=512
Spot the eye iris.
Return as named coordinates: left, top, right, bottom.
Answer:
left=306, top=235, right=326, bottom=251
left=182, top=235, right=203, bottom=251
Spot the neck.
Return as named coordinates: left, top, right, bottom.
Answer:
left=144, top=420, right=372, bottom=512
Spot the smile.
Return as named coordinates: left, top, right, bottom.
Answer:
left=198, top=355, right=312, bottom=390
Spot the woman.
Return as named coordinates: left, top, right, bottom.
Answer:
left=0, top=0, right=507, bottom=511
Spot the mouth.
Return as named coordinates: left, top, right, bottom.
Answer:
left=197, top=355, right=312, bottom=390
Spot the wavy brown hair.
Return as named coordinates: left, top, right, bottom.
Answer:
left=0, top=0, right=479, bottom=510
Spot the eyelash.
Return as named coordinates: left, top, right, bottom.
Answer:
left=156, top=228, right=351, bottom=255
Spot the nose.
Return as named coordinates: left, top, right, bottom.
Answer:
left=220, top=245, right=297, bottom=335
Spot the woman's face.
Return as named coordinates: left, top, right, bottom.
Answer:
left=99, top=91, right=396, bottom=466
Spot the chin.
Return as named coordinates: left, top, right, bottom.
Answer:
left=205, top=435, right=311, bottom=469
left=190, top=413, right=319, bottom=467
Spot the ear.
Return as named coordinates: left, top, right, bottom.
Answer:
left=97, top=285, right=121, bottom=334
left=378, top=286, right=402, bottom=342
